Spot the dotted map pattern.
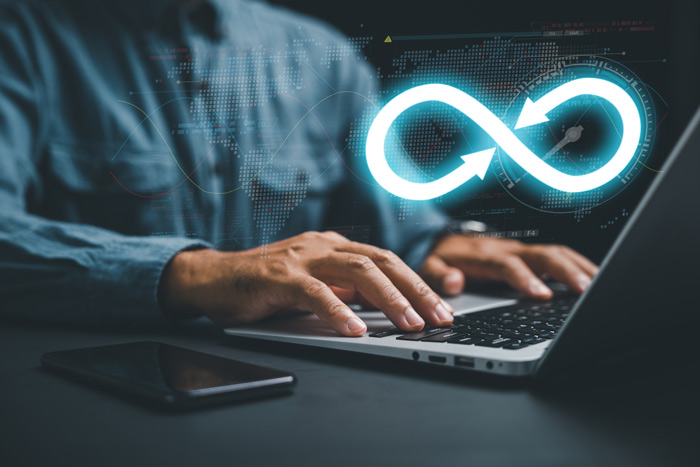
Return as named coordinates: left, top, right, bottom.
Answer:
left=139, top=19, right=664, bottom=249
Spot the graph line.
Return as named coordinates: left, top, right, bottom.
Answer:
left=112, top=91, right=381, bottom=196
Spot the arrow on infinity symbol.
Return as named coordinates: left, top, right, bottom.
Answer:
left=514, top=78, right=631, bottom=130
left=460, top=148, right=494, bottom=179
left=514, top=98, right=549, bottom=130
left=400, top=148, right=495, bottom=200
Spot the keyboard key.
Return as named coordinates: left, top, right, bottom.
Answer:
left=521, top=337, right=546, bottom=345
left=369, top=327, right=414, bottom=337
left=421, top=331, right=469, bottom=342
left=369, top=329, right=398, bottom=338
left=447, top=336, right=483, bottom=345
left=501, top=331, right=535, bottom=339
left=475, top=337, right=513, bottom=348
left=396, top=328, right=451, bottom=341
left=503, top=342, right=531, bottom=350
left=469, top=332, right=499, bottom=340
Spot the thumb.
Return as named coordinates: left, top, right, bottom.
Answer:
left=420, top=254, right=465, bottom=296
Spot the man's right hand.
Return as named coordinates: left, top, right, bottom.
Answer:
left=159, top=231, right=454, bottom=336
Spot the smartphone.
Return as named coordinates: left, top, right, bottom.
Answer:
left=41, top=341, right=296, bottom=408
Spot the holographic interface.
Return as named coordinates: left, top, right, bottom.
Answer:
left=115, top=17, right=670, bottom=260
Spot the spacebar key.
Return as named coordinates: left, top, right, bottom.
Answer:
left=396, top=329, right=451, bottom=341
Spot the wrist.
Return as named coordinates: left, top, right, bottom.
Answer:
left=159, top=248, right=218, bottom=318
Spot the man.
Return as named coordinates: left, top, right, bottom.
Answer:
left=0, top=0, right=597, bottom=336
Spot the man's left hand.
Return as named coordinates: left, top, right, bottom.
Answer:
left=420, top=235, right=599, bottom=299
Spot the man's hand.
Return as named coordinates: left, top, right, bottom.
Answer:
left=421, top=235, right=598, bottom=299
left=159, top=231, right=454, bottom=337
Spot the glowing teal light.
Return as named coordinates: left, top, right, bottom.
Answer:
left=365, top=79, right=642, bottom=200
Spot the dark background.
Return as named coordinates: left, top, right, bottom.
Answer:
left=270, top=0, right=700, bottom=125
left=270, top=0, right=700, bottom=262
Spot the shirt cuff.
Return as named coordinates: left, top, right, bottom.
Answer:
left=90, top=237, right=212, bottom=326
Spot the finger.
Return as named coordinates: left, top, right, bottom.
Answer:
left=329, top=286, right=361, bottom=303
left=561, top=247, right=599, bottom=278
left=288, top=276, right=367, bottom=337
left=335, top=243, right=453, bottom=327
left=419, top=254, right=465, bottom=296
left=310, top=252, right=429, bottom=330
left=480, top=255, right=553, bottom=299
left=523, top=247, right=593, bottom=294
left=329, top=286, right=375, bottom=309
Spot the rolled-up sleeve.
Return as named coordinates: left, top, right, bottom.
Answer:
left=0, top=12, right=209, bottom=325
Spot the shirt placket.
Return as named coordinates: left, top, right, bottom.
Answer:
left=177, top=4, right=226, bottom=248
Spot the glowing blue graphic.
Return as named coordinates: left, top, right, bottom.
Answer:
left=366, top=78, right=642, bottom=200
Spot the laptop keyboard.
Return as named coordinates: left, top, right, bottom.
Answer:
left=369, top=296, right=576, bottom=350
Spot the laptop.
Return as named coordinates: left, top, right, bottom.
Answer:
left=224, top=98, right=699, bottom=379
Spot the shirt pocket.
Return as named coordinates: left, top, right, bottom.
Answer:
left=45, top=140, right=181, bottom=196
left=42, top=141, right=186, bottom=235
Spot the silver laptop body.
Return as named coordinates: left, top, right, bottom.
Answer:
left=225, top=105, right=700, bottom=379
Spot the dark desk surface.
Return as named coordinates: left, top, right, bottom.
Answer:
left=1, top=320, right=697, bottom=467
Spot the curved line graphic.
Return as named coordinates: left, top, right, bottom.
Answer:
left=112, top=91, right=381, bottom=197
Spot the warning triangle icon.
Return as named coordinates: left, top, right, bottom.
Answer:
left=384, top=36, right=392, bottom=43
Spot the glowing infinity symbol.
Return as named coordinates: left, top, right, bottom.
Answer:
left=366, top=78, right=642, bottom=200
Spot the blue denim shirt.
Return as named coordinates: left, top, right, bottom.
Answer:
left=0, top=0, right=447, bottom=325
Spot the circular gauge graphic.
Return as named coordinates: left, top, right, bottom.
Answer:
left=491, top=55, right=664, bottom=215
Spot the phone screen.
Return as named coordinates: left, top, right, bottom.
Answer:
left=42, top=342, right=295, bottom=405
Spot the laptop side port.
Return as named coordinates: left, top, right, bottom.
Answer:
left=454, top=356, right=475, bottom=368
left=428, top=355, right=447, bottom=363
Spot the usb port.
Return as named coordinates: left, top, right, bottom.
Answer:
left=454, top=356, right=475, bottom=368
left=428, top=355, right=447, bottom=363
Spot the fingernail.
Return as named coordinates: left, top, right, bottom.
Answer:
left=404, top=307, right=424, bottom=327
left=577, top=275, right=592, bottom=292
left=435, top=302, right=453, bottom=322
left=347, top=317, right=366, bottom=334
left=530, top=281, right=551, bottom=297
left=440, top=298, right=454, bottom=314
